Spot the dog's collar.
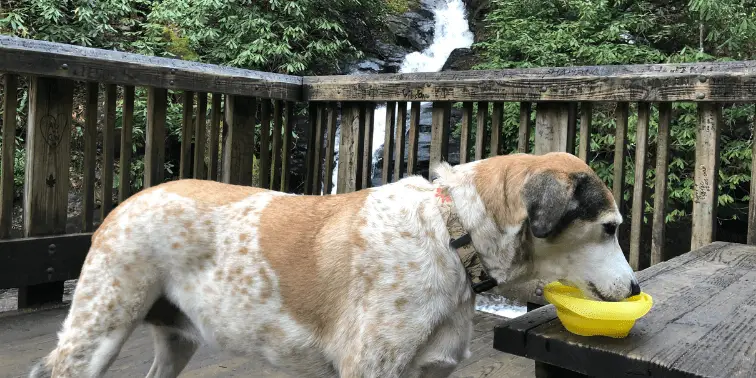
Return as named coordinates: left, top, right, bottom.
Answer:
left=434, top=186, right=498, bottom=294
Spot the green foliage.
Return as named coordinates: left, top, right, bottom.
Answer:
left=472, top=0, right=756, bottom=224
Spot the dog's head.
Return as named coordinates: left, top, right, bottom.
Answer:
left=466, top=152, right=639, bottom=302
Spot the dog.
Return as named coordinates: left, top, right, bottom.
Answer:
left=30, top=151, right=639, bottom=378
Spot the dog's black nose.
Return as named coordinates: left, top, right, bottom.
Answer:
left=630, top=280, right=641, bottom=296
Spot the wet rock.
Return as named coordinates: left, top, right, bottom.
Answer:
left=441, top=47, right=479, bottom=71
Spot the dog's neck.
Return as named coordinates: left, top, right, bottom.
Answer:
left=432, top=160, right=533, bottom=287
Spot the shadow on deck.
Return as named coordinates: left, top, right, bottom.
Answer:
left=0, top=306, right=533, bottom=378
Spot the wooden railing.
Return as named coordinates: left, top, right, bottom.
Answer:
left=1, top=36, right=756, bottom=310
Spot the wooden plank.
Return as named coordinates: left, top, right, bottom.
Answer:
left=566, top=102, right=578, bottom=155
left=0, top=233, right=91, bottom=289
left=629, top=102, right=650, bottom=271
left=207, top=93, right=222, bottom=181
left=475, top=101, right=489, bottom=160
left=0, top=35, right=301, bottom=101
left=459, top=102, right=473, bottom=164
left=312, top=103, right=326, bottom=194
left=101, top=84, right=116, bottom=218
left=518, top=102, right=532, bottom=153
left=81, top=82, right=98, bottom=233
left=303, top=62, right=756, bottom=102
left=382, top=101, right=397, bottom=184
left=494, top=242, right=756, bottom=378
left=119, top=86, right=134, bottom=202
left=337, top=102, right=366, bottom=193
left=144, top=87, right=167, bottom=188
left=270, top=100, right=283, bottom=190
left=394, top=102, right=408, bottom=181
left=281, top=101, right=295, bottom=192
left=361, top=103, right=375, bottom=189
left=430, top=101, right=451, bottom=176
left=613, top=102, right=629, bottom=220
left=20, top=77, right=74, bottom=308
left=193, top=92, right=208, bottom=180
left=323, top=103, right=338, bottom=194
left=490, top=102, right=503, bottom=156
left=221, top=95, right=256, bottom=186
left=258, top=99, right=272, bottom=189
left=0, top=74, right=16, bottom=239
left=691, top=103, right=722, bottom=250
left=577, top=102, right=592, bottom=162
left=407, top=102, right=421, bottom=176
left=179, top=91, right=194, bottom=179
left=304, top=103, right=317, bottom=194
left=651, top=103, right=672, bottom=264
left=534, top=102, right=570, bottom=154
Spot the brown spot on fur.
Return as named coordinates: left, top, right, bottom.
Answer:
left=408, top=262, right=419, bottom=271
left=258, top=189, right=370, bottom=337
left=395, top=298, right=408, bottom=311
left=112, top=279, right=121, bottom=288
left=400, top=231, right=412, bottom=238
left=259, top=267, right=273, bottom=303
left=239, top=247, right=249, bottom=255
left=172, top=242, right=181, bottom=249
left=240, top=233, right=249, bottom=242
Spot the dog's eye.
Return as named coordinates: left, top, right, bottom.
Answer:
left=603, top=223, right=618, bottom=235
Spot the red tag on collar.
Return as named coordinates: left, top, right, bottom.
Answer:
left=435, top=187, right=452, bottom=203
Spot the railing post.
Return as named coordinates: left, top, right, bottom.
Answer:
left=534, top=102, right=571, bottom=154
left=82, top=82, right=98, bottom=233
left=459, top=102, right=473, bottom=164
left=337, top=102, right=366, bottom=193
left=691, top=103, right=721, bottom=250
left=430, top=101, right=451, bottom=177
left=19, top=77, right=74, bottom=308
left=324, top=102, right=338, bottom=194
left=119, top=86, right=135, bottom=202
left=101, top=84, right=117, bottom=218
left=577, top=102, right=592, bottom=162
left=629, top=102, right=650, bottom=270
left=361, top=103, right=375, bottom=188
left=518, top=102, right=532, bottom=154
left=406, top=102, right=421, bottom=176
left=222, top=95, right=256, bottom=186
left=258, top=99, right=272, bottom=189
left=144, top=87, right=167, bottom=188
left=382, top=102, right=397, bottom=184
left=394, top=102, right=408, bottom=181
left=179, top=91, right=195, bottom=179
left=613, top=102, right=629, bottom=248
left=193, top=93, right=208, bottom=181
left=651, top=103, right=672, bottom=264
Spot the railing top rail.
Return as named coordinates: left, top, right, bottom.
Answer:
left=303, top=60, right=756, bottom=103
left=0, top=35, right=302, bottom=101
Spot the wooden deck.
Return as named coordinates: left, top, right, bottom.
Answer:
left=0, top=306, right=533, bottom=378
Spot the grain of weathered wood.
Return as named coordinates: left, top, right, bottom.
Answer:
left=337, top=103, right=366, bottom=193
left=119, top=86, right=134, bottom=202
left=20, top=77, right=75, bottom=308
left=629, top=102, right=650, bottom=271
left=144, top=87, right=167, bottom=188
left=382, top=101, right=397, bottom=184
left=459, top=102, right=473, bottom=164
left=258, top=99, right=272, bottom=189
left=0, top=35, right=301, bottom=101
left=312, top=103, right=326, bottom=194
left=0, top=74, right=17, bottom=239
left=407, top=102, right=421, bottom=175
left=518, top=102, right=532, bottom=154
left=534, top=102, right=570, bottom=155
left=494, top=242, right=753, bottom=378
left=475, top=102, right=489, bottom=160
left=651, top=103, right=672, bottom=264
left=323, top=103, right=338, bottom=194
left=222, top=95, right=256, bottom=186
left=207, top=93, right=222, bottom=181
left=490, top=102, right=503, bottom=156
left=180, top=91, right=195, bottom=179
left=281, top=101, right=295, bottom=192
left=304, top=103, right=318, bottom=195
left=81, top=82, right=98, bottom=233
left=361, top=103, right=375, bottom=189
left=691, top=103, right=722, bottom=250
left=270, top=100, right=283, bottom=190
left=193, top=92, right=208, bottom=180
left=394, top=102, right=408, bottom=181
left=430, top=101, right=451, bottom=176
left=577, top=102, right=592, bottom=162
left=613, top=102, right=629, bottom=225
left=101, top=84, right=116, bottom=218
left=565, top=102, right=578, bottom=154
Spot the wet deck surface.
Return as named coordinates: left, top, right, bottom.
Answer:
left=0, top=306, right=533, bottom=378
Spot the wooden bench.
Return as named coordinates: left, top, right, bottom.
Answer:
left=493, top=242, right=756, bottom=378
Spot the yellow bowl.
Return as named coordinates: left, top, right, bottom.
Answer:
left=543, top=281, right=653, bottom=338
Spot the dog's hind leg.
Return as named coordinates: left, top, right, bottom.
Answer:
left=144, top=297, right=199, bottom=378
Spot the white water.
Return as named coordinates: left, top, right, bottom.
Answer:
left=329, top=0, right=526, bottom=319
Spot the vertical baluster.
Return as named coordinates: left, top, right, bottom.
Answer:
left=0, top=74, right=17, bottom=239
left=221, top=95, right=256, bottom=186
left=281, top=101, right=295, bottom=192
left=82, top=83, right=98, bottom=233
left=394, top=102, right=408, bottom=181
left=119, top=86, right=135, bottom=201
left=193, top=93, right=208, bottom=180
left=361, top=103, right=375, bottom=189
left=407, top=102, right=421, bottom=176
left=258, top=99, right=272, bottom=189
left=459, top=102, right=473, bottom=164
left=578, top=102, right=593, bottom=162
left=613, top=102, right=629, bottom=246
left=534, top=102, right=570, bottom=154
left=518, top=102, right=532, bottom=154
left=629, top=102, right=650, bottom=270
left=475, top=102, right=489, bottom=160
left=270, top=100, right=283, bottom=190
left=430, top=101, right=451, bottom=177
left=382, top=101, right=397, bottom=184
left=207, top=93, right=222, bottom=181
left=101, top=84, right=116, bottom=218
left=179, top=91, right=194, bottom=179
left=324, top=102, right=338, bottom=194
left=651, top=103, right=672, bottom=264
left=490, top=102, right=503, bottom=156
left=691, top=103, right=721, bottom=249
left=145, top=87, right=167, bottom=188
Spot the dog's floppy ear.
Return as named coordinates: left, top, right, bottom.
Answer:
left=522, top=171, right=577, bottom=239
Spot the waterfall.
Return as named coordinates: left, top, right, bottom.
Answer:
left=328, top=0, right=527, bottom=319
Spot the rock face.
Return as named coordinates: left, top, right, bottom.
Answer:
left=462, top=0, right=491, bottom=41
left=441, top=47, right=479, bottom=71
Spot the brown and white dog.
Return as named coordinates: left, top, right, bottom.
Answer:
left=30, top=152, right=639, bottom=378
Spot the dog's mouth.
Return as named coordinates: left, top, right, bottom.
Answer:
left=587, top=282, right=619, bottom=302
